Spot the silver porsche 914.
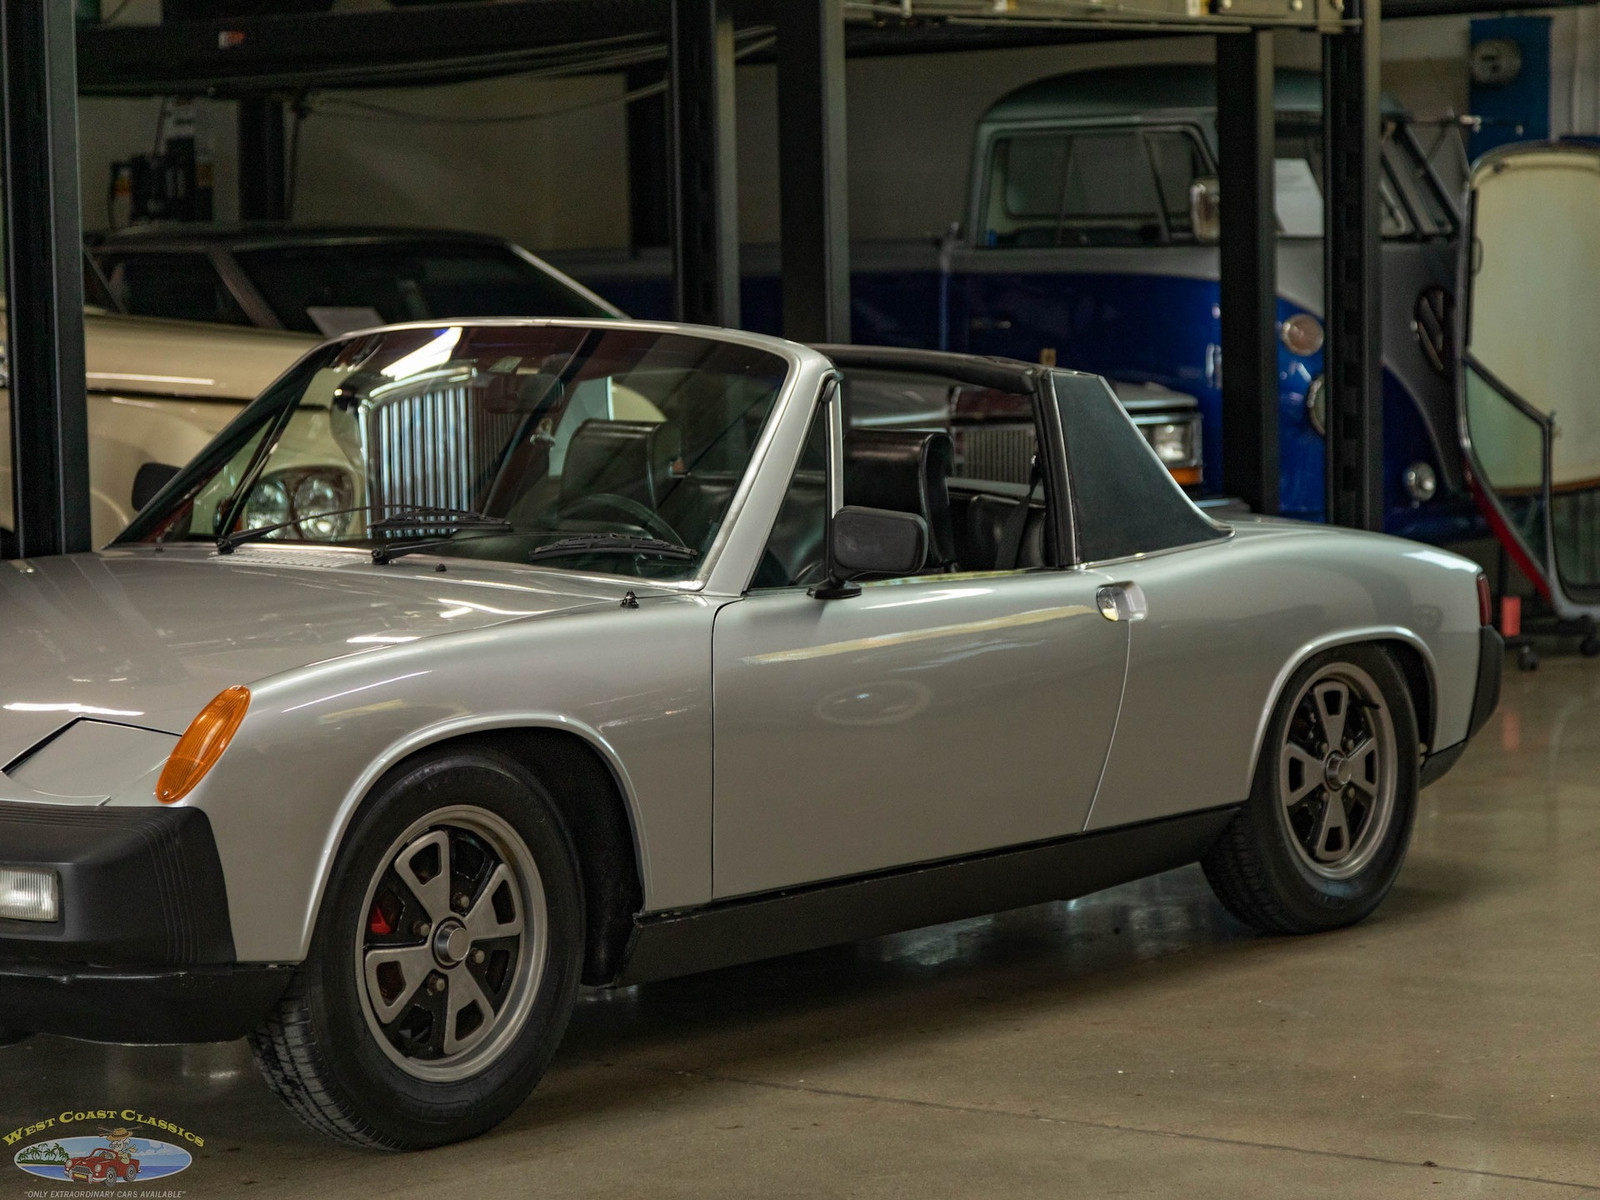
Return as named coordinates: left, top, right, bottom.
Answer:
left=0, top=320, right=1500, bottom=1148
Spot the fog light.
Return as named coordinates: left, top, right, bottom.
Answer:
left=1404, top=461, right=1438, bottom=504
left=0, top=868, right=58, bottom=923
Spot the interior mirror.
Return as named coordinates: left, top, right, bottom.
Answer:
left=1190, top=176, right=1221, bottom=242
left=810, top=505, right=929, bottom=599
left=131, top=461, right=181, bottom=511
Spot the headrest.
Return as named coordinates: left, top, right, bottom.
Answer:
left=561, top=419, right=681, bottom=509
left=844, top=429, right=956, bottom=567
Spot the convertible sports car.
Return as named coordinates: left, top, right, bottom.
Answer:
left=0, top=320, right=1500, bottom=1149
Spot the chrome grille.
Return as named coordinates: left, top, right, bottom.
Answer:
left=957, top=424, right=1036, bottom=485
left=360, top=384, right=521, bottom=521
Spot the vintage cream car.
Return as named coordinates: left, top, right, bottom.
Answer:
left=0, top=312, right=316, bottom=549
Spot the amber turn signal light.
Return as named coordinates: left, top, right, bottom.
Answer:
left=1168, top=466, right=1202, bottom=487
left=157, top=685, right=251, bottom=803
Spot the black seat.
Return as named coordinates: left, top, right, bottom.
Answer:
left=559, top=419, right=681, bottom=510
left=955, top=492, right=1049, bottom=570
left=844, top=429, right=956, bottom=568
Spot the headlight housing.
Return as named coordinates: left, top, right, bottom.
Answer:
left=0, top=867, right=58, bottom=923
left=1130, top=411, right=1202, bottom=486
left=238, top=467, right=356, bottom=540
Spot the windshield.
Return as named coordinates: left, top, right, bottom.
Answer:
left=233, top=241, right=613, bottom=335
left=119, top=323, right=791, bottom=581
left=1273, top=115, right=1456, bottom=240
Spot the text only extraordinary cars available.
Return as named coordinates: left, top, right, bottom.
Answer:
left=0, top=320, right=1499, bottom=1148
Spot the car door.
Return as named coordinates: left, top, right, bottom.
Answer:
left=709, top=366, right=1129, bottom=899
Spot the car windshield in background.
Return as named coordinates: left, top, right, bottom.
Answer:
left=234, top=242, right=613, bottom=334
left=120, top=324, right=791, bottom=581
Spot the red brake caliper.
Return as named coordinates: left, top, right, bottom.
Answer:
left=368, top=897, right=394, bottom=935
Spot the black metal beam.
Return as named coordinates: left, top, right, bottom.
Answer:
left=75, top=0, right=1374, bottom=99
left=237, top=95, right=287, bottom=221
left=2, top=0, right=90, bottom=559
left=1324, top=0, right=1383, bottom=531
left=1216, top=30, right=1279, bottom=516
left=77, top=0, right=675, bottom=97
left=777, top=0, right=850, bottom=344
left=670, top=0, right=739, bottom=327
left=626, top=64, right=671, bottom=251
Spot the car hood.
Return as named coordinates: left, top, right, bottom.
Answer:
left=0, top=546, right=643, bottom=761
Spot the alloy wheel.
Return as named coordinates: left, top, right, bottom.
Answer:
left=1277, top=662, right=1398, bottom=880
left=355, top=805, right=549, bottom=1082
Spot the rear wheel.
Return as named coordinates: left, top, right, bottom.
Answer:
left=248, top=748, right=585, bottom=1149
left=1202, top=645, right=1419, bottom=934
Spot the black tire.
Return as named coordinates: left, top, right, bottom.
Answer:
left=1202, top=644, right=1419, bottom=935
left=248, top=747, right=585, bottom=1150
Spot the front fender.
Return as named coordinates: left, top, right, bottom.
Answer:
left=145, top=595, right=719, bottom=963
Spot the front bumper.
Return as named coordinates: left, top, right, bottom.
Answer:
left=0, top=802, right=291, bottom=1043
left=1420, top=625, right=1503, bottom=787
left=0, top=960, right=293, bottom=1043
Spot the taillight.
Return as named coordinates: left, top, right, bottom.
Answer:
left=1477, top=573, right=1493, bottom=627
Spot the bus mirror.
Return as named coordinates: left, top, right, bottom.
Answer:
left=1190, top=176, right=1221, bottom=242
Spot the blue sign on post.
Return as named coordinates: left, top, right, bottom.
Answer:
left=1469, top=16, right=1552, bottom=159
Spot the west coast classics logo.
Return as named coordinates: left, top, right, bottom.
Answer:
left=8, top=1110, right=201, bottom=1187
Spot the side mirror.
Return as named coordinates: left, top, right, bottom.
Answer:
left=809, top=505, right=929, bottom=599
left=131, top=461, right=181, bottom=511
left=1190, top=176, right=1221, bottom=242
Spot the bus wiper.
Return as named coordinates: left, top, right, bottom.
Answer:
left=526, top=534, right=694, bottom=563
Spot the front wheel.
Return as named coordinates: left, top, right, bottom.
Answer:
left=248, top=748, right=585, bottom=1149
left=1202, top=645, right=1419, bottom=934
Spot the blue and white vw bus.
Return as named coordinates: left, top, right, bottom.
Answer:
left=560, top=65, right=1472, bottom=540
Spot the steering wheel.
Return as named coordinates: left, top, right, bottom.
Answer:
left=558, top=493, right=686, bottom=546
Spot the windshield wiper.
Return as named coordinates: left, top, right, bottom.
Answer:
left=217, top=504, right=509, bottom=557
left=370, top=508, right=514, bottom=564
left=217, top=505, right=375, bottom=555
left=525, top=534, right=695, bottom=563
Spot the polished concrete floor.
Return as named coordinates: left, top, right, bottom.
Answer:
left=4, top=648, right=1600, bottom=1198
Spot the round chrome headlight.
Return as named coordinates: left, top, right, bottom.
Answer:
left=1305, top=375, right=1327, bottom=437
left=1404, top=461, right=1438, bottom=504
left=1281, top=313, right=1325, bottom=357
left=293, top=471, right=355, bottom=538
left=241, top=479, right=292, bottom=536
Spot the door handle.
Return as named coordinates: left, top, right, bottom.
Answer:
left=1096, top=582, right=1148, bottom=623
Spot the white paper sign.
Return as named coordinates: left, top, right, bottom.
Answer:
left=305, top=305, right=386, bottom=337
